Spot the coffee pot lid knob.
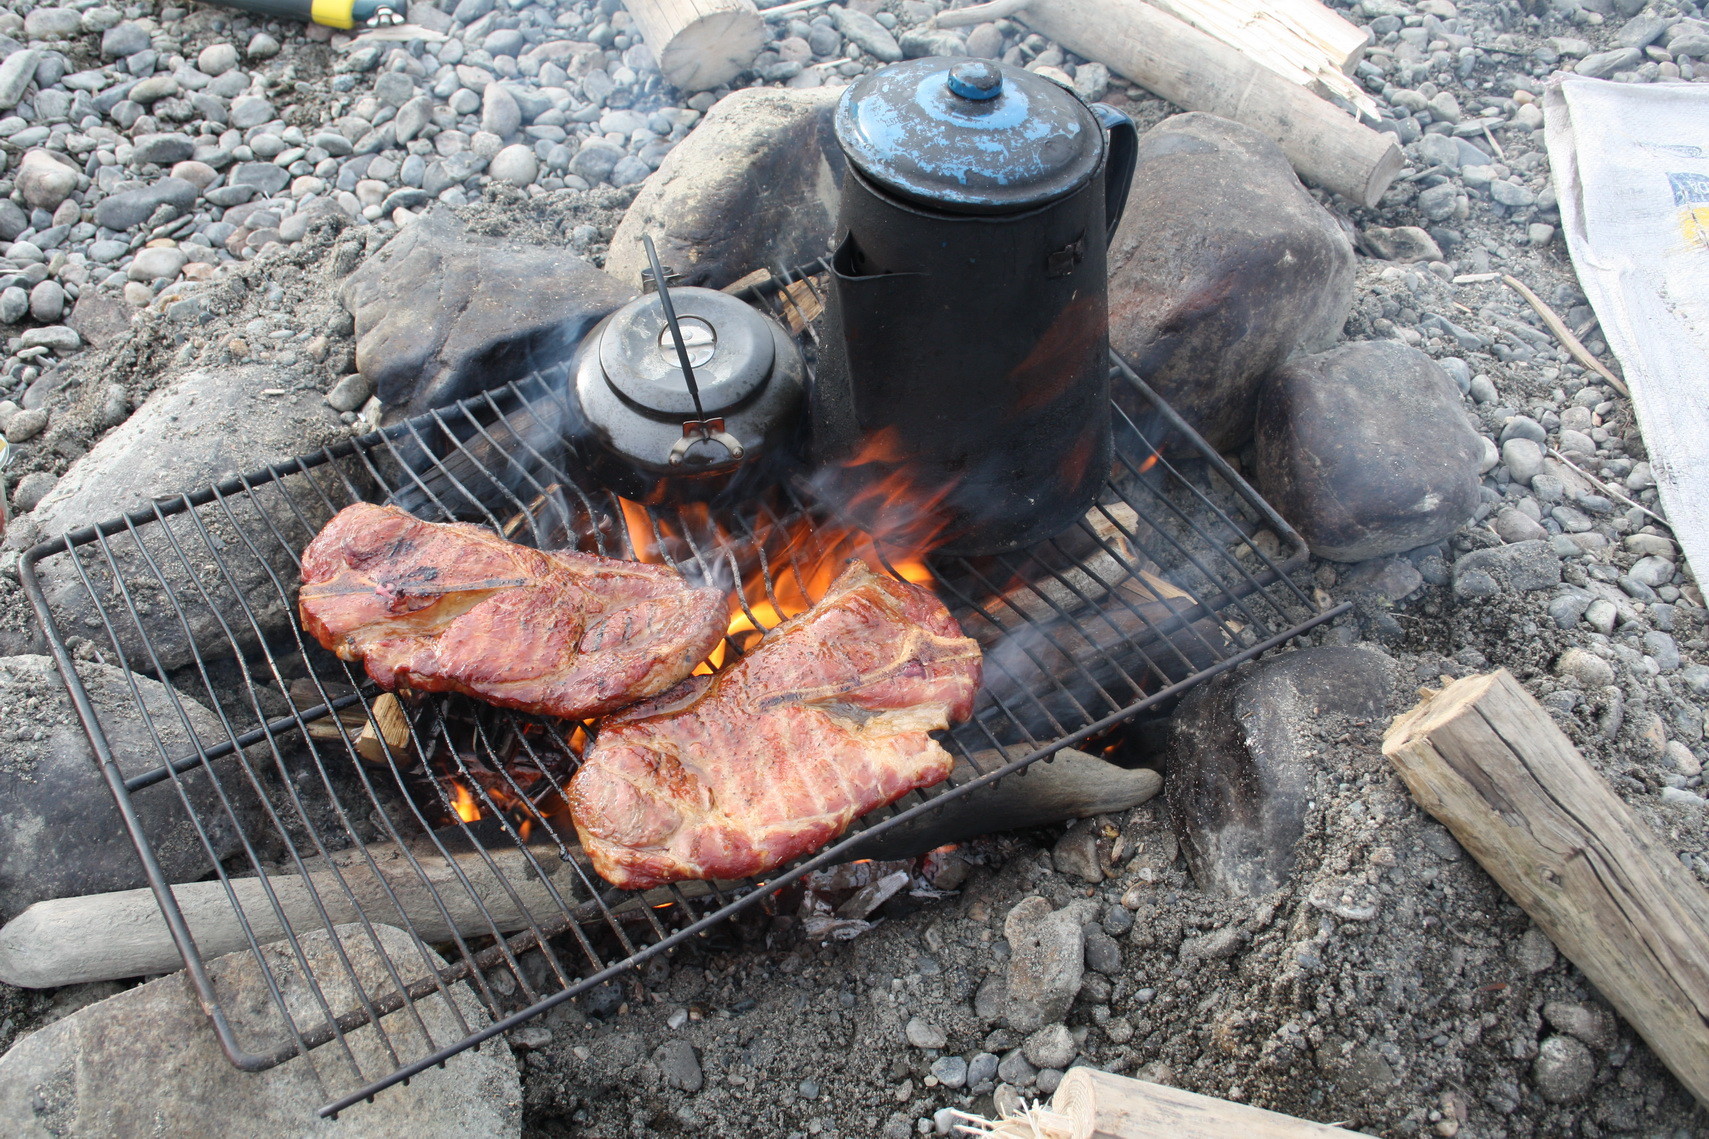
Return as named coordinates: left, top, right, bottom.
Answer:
left=946, top=60, right=1002, bottom=101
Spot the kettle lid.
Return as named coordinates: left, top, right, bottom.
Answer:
left=835, top=58, right=1104, bottom=214
left=597, top=287, right=775, bottom=416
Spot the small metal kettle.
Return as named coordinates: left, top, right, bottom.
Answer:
left=812, top=58, right=1138, bottom=557
left=573, top=281, right=805, bottom=503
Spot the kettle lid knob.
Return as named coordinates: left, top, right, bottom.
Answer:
left=946, top=60, right=1002, bottom=101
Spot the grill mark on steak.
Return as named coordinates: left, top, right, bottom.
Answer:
left=567, top=560, right=982, bottom=889
left=298, top=503, right=730, bottom=720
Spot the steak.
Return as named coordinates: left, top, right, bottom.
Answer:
left=568, top=560, right=982, bottom=889
left=298, top=503, right=729, bottom=719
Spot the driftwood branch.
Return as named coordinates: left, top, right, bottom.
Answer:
left=0, top=749, right=1156, bottom=987
left=845, top=747, right=1161, bottom=861
left=1383, top=671, right=1709, bottom=1108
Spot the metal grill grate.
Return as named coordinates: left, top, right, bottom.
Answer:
left=20, top=269, right=1344, bottom=1117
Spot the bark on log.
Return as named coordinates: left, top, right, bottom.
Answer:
left=938, top=0, right=1402, bottom=206
left=0, top=750, right=1157, bottom=987
left=1383, top=670, right=1709, bottom=1108
left=623, top=0, right=768, bottom=92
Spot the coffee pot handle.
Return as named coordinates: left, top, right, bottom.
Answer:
left=1092, top=103, right=1138, bottom=246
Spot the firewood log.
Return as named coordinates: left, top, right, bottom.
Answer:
left=623, top=0, right=768, bottom=92
left=1383, top=671, right=1709, bottom=1108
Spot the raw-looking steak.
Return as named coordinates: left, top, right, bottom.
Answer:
left=298, top=503, right=729, bottom=719
left=568, top=560, right=982, bottom=889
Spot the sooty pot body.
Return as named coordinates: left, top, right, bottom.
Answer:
left=813, top=58, right=1137, bottom=557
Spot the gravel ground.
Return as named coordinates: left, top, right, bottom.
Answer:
left=2, top=0, right=1708, bottom=1135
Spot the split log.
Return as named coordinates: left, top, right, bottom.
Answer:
left=1383, top=671, right=1709, bottom=1108
left=936, top=0, right=1402, bottom=206
left=623, top=0, right=768, bottom=92
left=0, top=749, right=1158, bottom=987
left=844, top=747, right=1161, bottom=861
left=971, top=1067, right=1360, bottom=1136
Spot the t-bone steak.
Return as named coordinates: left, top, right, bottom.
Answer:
left=298, top=503, right=729, bottom=719
left=568, top=560, right=982, bottom=889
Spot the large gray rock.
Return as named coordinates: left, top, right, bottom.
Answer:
left=0, top=924, right=522, bottom=1136
left=1108, top=114, right=1355, bottom=451
left=0, top=656, right=258, bottom=918
left=341, top=208, right=632, bottom=418
left=1254, top=341, right=1482, bottom=562
left=1168, top=647, right=1402, bottom=896
left=605, top=87, right=844, bottom=289
left=26, top=367, right=345, bottom=673
left=1002, top=897, right=1086, bottom=1032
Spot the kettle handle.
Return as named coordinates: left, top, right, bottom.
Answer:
left=1092, top=103, right=1138, bottom=246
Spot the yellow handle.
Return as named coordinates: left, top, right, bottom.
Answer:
left=311, top=0, right=357, bottom=28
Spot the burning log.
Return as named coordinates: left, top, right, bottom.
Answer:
left=935, top=0, right=1402, bottom=206
left=622, top=0, right=768, bottom=92
left=843, top=747, right=1160, bottom=862
left=1384, top=672, right=1709, bottom=1108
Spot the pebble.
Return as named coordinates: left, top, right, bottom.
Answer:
left=482, top=84, right=523, bottom=139
left=929, top=1056, right=967, bottom=1089
left=1500, top=438, right=1544, bottom=485
left=1021, top=1024, right=1076, bottom=1070
left=652, top=1039, right=703, bottom=1093
left=198, top=42, right=240, bottom=76
left=94, top=178, right=198, bottom=231
left=1492, top=506, right=1547, bottom=544
left=0, top=288, right=28, bottom=325
left=966, top=1051, right=999, bottom=1089
left=29, top=281, right=66, bottom=324
left=996, top=1049, right=1036, bottom=1087
left=11, top=471, right=57, bottom=514
left=5, top=407, right=49, bottom=443
left=905, top=1017, right=946, bottom=1050
left=1532, top=1034, right=1595, bottom=1104
left=832, top=5, right=905, bottom=61
left=16, top=150, right=79, bottom=211
left=1556, top=647, right=1615, bottom=688
left=325, top=373, right=375, bottom=413
left=128, top=247, right=187, bottom=283
left=489, top=144, right=539, bottom=187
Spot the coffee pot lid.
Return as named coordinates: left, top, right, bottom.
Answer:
left=835, top=58, right=1103, bottom=214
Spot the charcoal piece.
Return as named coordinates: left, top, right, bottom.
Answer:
left=0, top=655, right=262, bottom=918
left=604, top=87, right=844, bottom=289
left=1254, top=340, right=1482, bottom=563
left=1167, top=646, right=1401, bottom=896
left=340, top=207, right=633, bottom=420
left=23, top=367, right=348, bottom=673
left=1107, top=113, right=1355, bottom=450
left=0, top=924, right=520, bottom=1134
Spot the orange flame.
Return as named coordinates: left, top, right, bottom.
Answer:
left=617, top=430, right=958, bottom=678
left=449, top=781, right=481, bottom=823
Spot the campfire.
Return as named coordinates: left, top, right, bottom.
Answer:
left=11, top=258, right=1338, bottom=1115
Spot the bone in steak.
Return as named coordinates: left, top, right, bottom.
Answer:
left=298, top=503, right=729, bottom=719
left=567, top=560, right=983, bottom=889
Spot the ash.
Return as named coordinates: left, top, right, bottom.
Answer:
left=0, top=0, right=1707, bottom=1134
